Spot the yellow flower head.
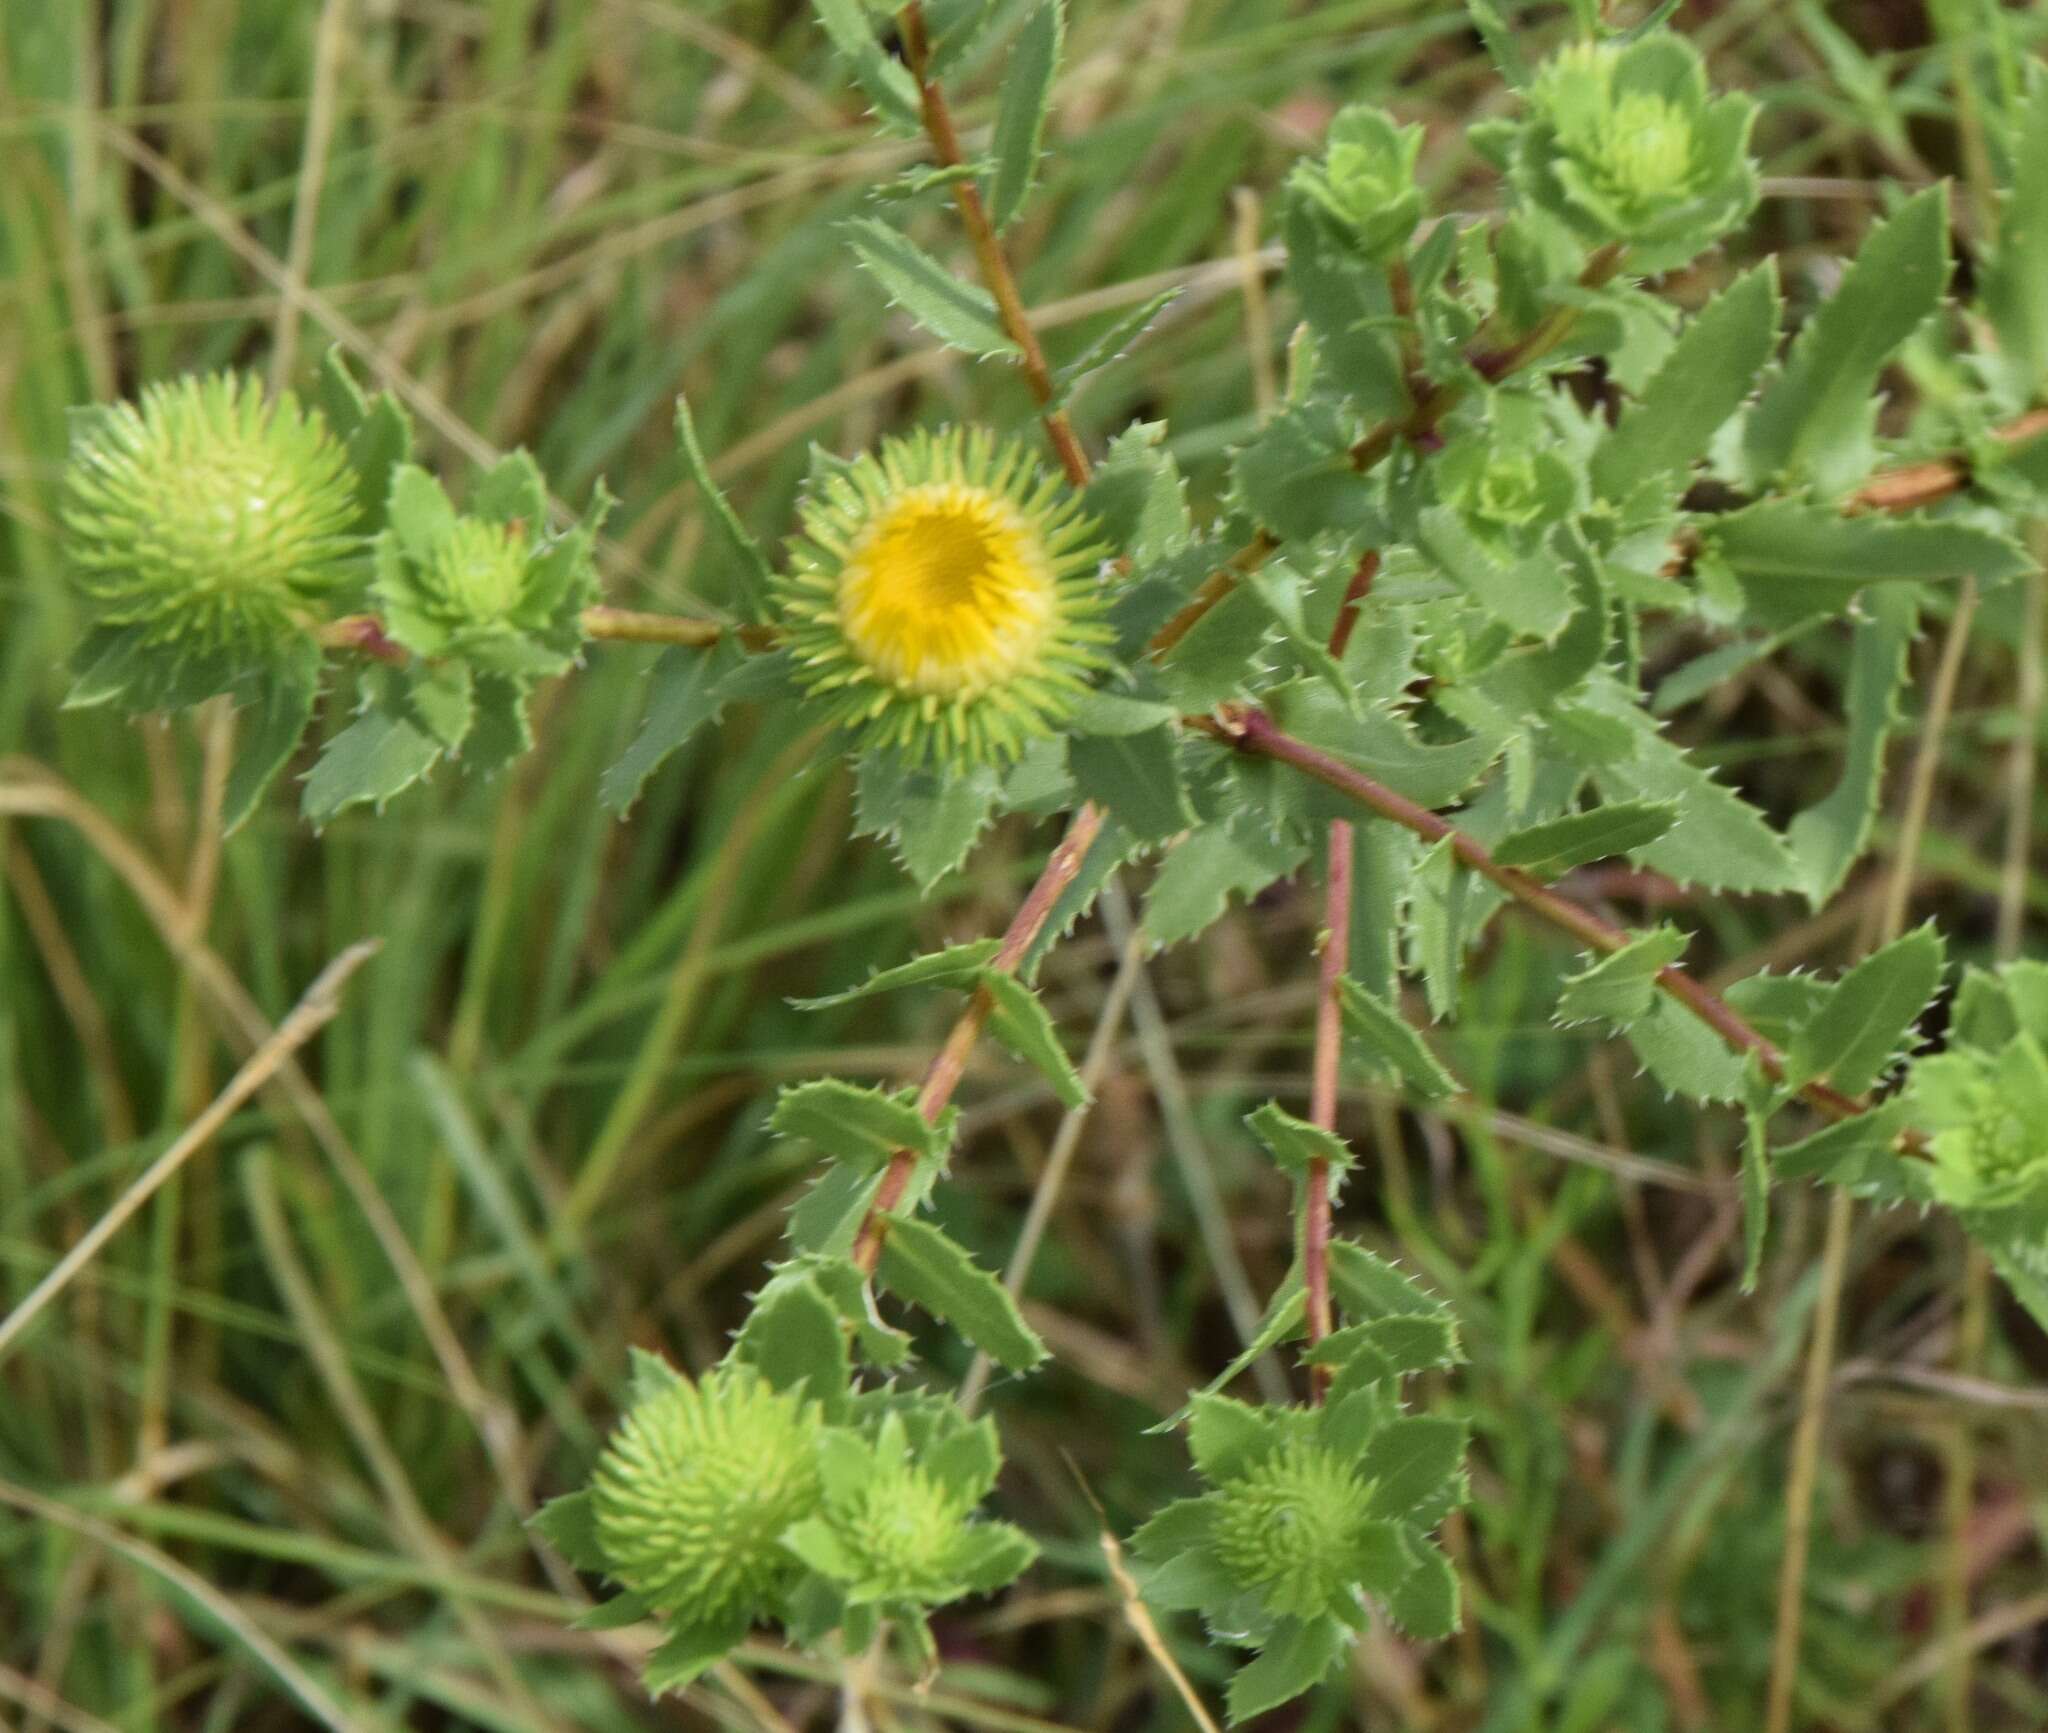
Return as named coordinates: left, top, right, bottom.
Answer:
left=777, top=428, right=1111, bottom=765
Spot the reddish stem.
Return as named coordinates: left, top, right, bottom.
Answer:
left=1304, top=820, right=1352, bottom=1400
left=851, top=803, right=1108, bottom=1274
left=1213, top=707, right=1912, bottom=1144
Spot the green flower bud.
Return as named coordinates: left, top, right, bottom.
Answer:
left=62, top=373, right=361, bottom=651
left=826, top=1458, right=975, bottom=1602
left=1506, top=34, right=1758, bottom=272
left=1291, top=104, right=1425, bottom=261
left=372, top=459, right=600, bottom=674
left=592, top=1365, right=824, bottom=1621
left=1209, top=1439, right=1389, bottom=1623
left=1914, top=1037, right=2048, bottom=1211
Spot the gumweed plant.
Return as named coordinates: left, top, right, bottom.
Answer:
left=49, top=0, right=2048, bottom=1722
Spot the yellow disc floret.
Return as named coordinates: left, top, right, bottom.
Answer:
left=777, top=428, right=1110, bottom=766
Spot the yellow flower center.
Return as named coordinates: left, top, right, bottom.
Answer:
left=837, top=482, right=1059, bottom=697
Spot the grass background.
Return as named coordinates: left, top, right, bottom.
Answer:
left=3, top=0, right=2047, bottom=1727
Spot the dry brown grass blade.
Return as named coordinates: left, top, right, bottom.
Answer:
left=0, top=940, right=378, bottom=1366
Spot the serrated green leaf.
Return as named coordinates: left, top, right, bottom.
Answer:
left=843, top=218, right=1019, bottom=357
left=1787, top=587, right=1913, bottom=903
left=980, top=969, right=1089, bottom=1107
left=1556, top=926, right=1687, bottom=1028
left=1624, top=995, right=1747, bottom=1103
left=529, top=1491, right=607, bottom=1574
left=1415, top=506, right=1575, bottom=637
left=1187, top=1393, right=1283, bottom=1481
left=791, top=939, right=1003, bottom=1010
left=1585, top=682, right=1803, bottom=894
left=1327, top=1241, right=1449, bottom=1323
left=1362, top=1415, right=1465, bottom=1519
left=643, top=1609, right=750, bottom=1693
left=676, top=396, right=773, bottom=619
left=1065, top=688, right=1178, bottom=736
left=1337, top=978, right=1459, bottom=1101
left=812, top=0, right=922, bottom=128
left=1742, top=185, right=1951, bottom=495
left=1492, top=800, right=1679, bottom=875
left=1384, top=1540, right=1460, bottom=1639
left=1592, top=262, right=1779, bottom=501
left=855, top=753, right=1001, bottom=888
left=1977, top=76, right=2048, bottom=403
left=601, top=638, right=747, bottom=814
left=772, top=1079, right=950, bottom=1170
left=1227, top=1618, right=1348, bottom=1723
left=1022, top=815, right=1141, bottom=982
left=301, top=696, right=443, bottom=824
left=1706, top=501, right=2030, bottom=586
left=1280, top=198, right=1410, bottom=422
left=1244, top=557, right=1354, bottom=704
left=1052, top=289, right=1183, bottom=407
left=1067, top=726, right=1195, bottom=842
left=1233, top=399, right=1388, bottom=544
left=734, top=1269, right=851, bottom=1404
left=1310, top=1311, right=1462, bottom=1377
left=1245, top=1101, right=1354, bottom=1177
left=1275, top=684, right=1504, bottom=812
left=1185, top=1283, right=1306, bottom=1408
left=1741, top=1099, right=1770, bottom=1292
left=1142, top=822, right=1307, bottom=949
left=223, top=648, right=320, bottom=834
left=875, top=1215, right=1047, bottom=1371
left=1784, top=923, right=1945, bottom=1096
left=988, top=0, right=1061, bottom=230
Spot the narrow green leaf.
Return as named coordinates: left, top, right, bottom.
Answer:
left=1328, top=1241, right=1450, bottom=1323
left=1051, top=289, right=1183, bottom=407
left=1784, top=923, right=1945, bottom=1096
left=791, top=939, right=1002, bottom=1010
left=1337, top=978, right=1460, bottom=1102
left=1979, top=76, right=2048, bottom=402
left=1743, top=185, right=1951, bottom=495
left=1245, top=1101, right=1354, bottom=1177
left=1787, top=587, right=1913, bottom=902
left=843, top=218, right=1019, bottom=357
left=1142, top=823, right=1307, bottom=949
left=601, top=637, right=747, bottom=814
left=980, top=969, right=1089, bottom=1107
left=1706, top=501, right=2030, bottom=586
left=1740, top=1100, right=1770, bottom=1292
left=812, top=0, right=922, bottom=128
left=1593, top=262, right=1779, bottom=500
left=643, top=1610, right=750, bottom=1693
left=988, top=0, right=1062, bottom=230
left=676, top=396, right=772, bottom=618
left=224, top=651, right=320, bottom=834
left=1492, top=800, right=1679, bottom=875
left=1556, top=927, right=1687, bottom=1028
left=876, top=1215, right=1047, bottom=1371
left=772, top=1079, right=950, bottom=1170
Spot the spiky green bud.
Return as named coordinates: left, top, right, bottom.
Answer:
left=371, top=457, right=599, bottom=675
left=1502, top=34, right=1758, bottom=272
left=591, top=1364, right=825, bottom=1621
left=1210, top=1438, right=1390, bottom=1622
left=62, top=373, right=361, bottom=653
left=1914, top=1036, right=2048, bottom=1211
left=1290, top=104, right=1425, bottom=262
